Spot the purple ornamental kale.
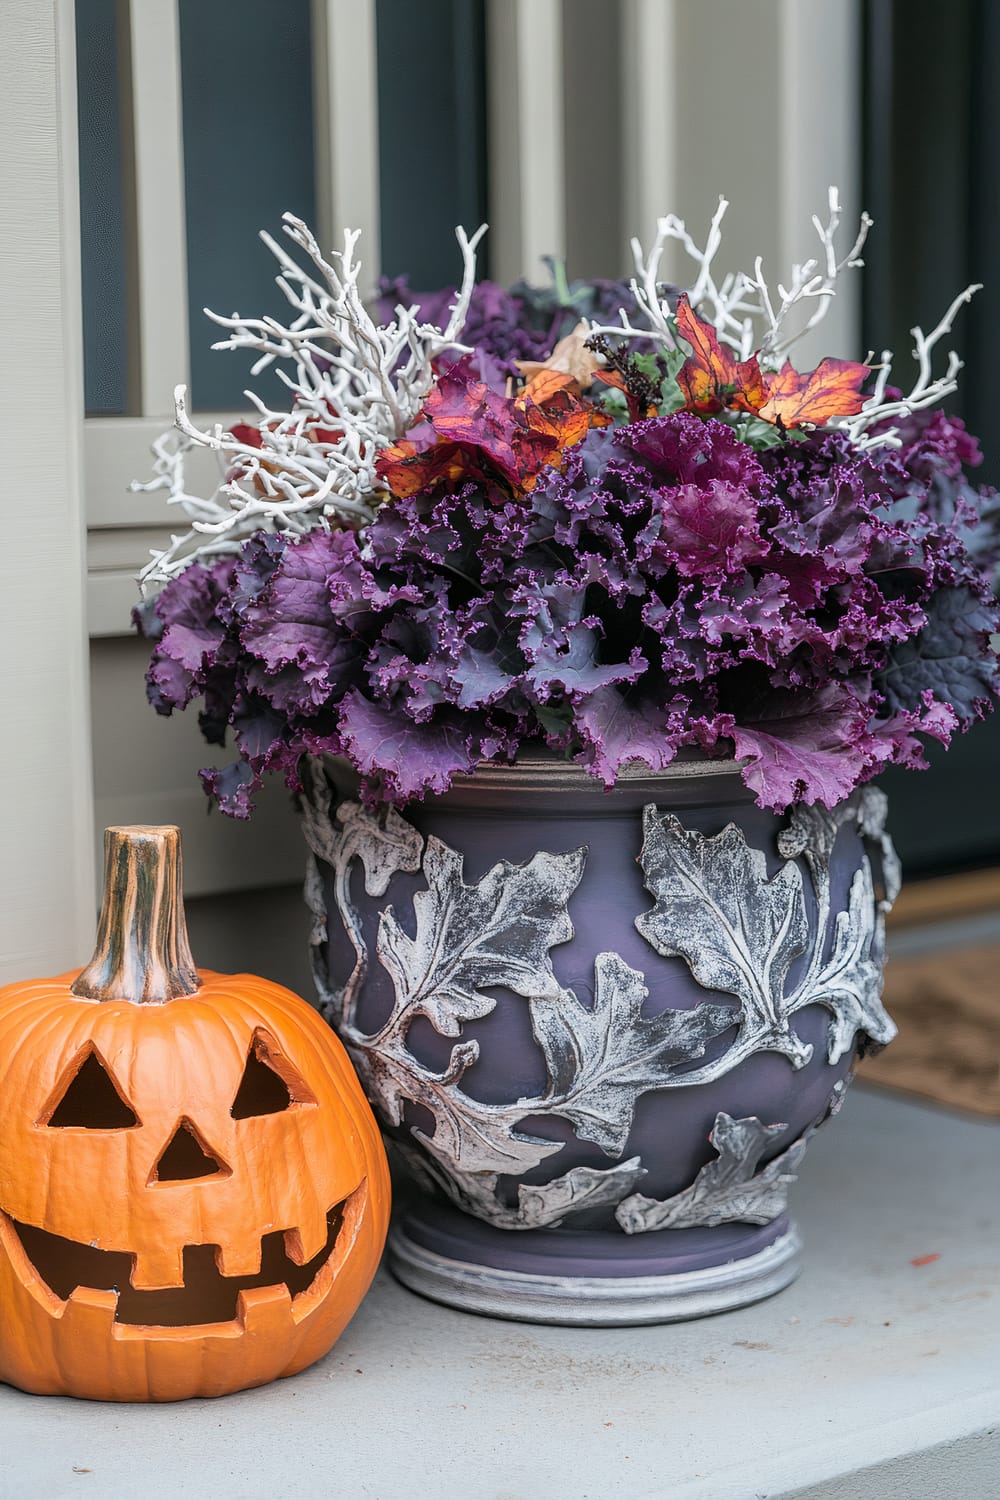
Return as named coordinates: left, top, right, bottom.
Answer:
left=376, top=269, right=648, bottom=375
left=138, top=409, right=1000, bottom=816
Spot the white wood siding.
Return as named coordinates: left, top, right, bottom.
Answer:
left=486, top=0, right=566, bottom=283
left=0, top=0, right=95, bottom=978
left=311, top=0, right=381, bottom=291
left=120, top=0, right=190, bottom=416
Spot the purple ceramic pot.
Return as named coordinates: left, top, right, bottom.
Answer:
left=300, top=754, right=899, bottom=1325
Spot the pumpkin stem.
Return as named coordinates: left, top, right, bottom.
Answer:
left=72, top=826, right=201, bottom=1003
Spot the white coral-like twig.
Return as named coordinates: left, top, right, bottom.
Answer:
left=591, top=186, right=871, bottom=364
left=590, top=184, right=979, bottom=446
left=839, top=283, right=982, bottom=448
left=133, top=214, right=485, bottom=586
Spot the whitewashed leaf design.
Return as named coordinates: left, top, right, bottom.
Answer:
left=513, top=1157, right=648, bottom=1227
left=303, top=776, right=894, bottom=1236
left=777, top=800, right=896, bottom=1061
left=368, top=1039, right=565, bottom=1178
left=798, top=861, right=896, bottom=1062
left=636, top=810, right=813, bottom=1068
left=299, top=770, right=423, bottom=1034
left=616, top=1113, right=807, bottom=1233
left=529, top=952, right=736, bottom=1156
left=377, top=838, right=587, bottom=1038
left=392, top=1141, right=647, bottom=1230
left=858, top=784, right=902, bottom=913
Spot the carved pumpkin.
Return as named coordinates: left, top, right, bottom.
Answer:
left=0, top=826, right=389, bottom=1402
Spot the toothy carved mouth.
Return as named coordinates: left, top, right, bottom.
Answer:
left=4, top=1184, right=365, bottom=1328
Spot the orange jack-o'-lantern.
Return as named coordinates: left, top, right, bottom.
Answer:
left=0, top=826, right=390, bottom=1402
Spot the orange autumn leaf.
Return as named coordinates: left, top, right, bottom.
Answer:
left=376, top=360, right=605, bottom=500
left=520, top=368, right=581, bottom=406
left=674, top=294, right=768, bottom=417
left=516, top=321, right=604, bottom=390
left=376, top=437, right=472, bottom=498
left=515, top=374, right=607, bottom=487
left=592, top=366, right=658, bottom=420
left=756, top=356, right=870, bottom=429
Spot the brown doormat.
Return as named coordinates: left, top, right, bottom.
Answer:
left=858, top=942, right=1000, bottom=1117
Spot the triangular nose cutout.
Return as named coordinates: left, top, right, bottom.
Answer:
left=150, top=1118, right=231, bottom=1184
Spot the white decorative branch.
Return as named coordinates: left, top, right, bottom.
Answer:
left=839, top=283, right=982, bottom=449
left=590, top=187, right=871, bottom=364
left=133, top=214, right=486, bottom=586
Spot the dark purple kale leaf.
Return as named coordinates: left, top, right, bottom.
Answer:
left=876, top=584, right=999, bottom=725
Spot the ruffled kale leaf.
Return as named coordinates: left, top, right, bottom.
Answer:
left=137, top=391, right=1000, bottom=815
left=877, top=585, right=999, bottom=726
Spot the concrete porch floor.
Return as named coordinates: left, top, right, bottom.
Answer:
left=1, top=1085, right=997, bottom=1500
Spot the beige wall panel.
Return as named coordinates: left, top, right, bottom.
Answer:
left=0, top=0, right=95, bottom=981
left=90, top=637, right=305, bottom=900
left=487, top=0, right=566, bottom=282
left=662, top=0, right=860, bottom=362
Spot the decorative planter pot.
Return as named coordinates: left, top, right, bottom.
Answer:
left=300, top=755, right=899, bottom=1326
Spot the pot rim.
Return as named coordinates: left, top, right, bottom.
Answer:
left=456, top=748, right=748, bottom=794
left=318, top=748, right=757, bottom=813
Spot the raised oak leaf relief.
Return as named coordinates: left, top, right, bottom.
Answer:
left=794, top=860, right=896, bottom=1062
left=513, top=1156, right=648, bottom=1227
left=333, top=799, right=425, bottom=898
left=371, top=1040, right=566, bottom=1178
left=635, top=809, right=813, bottom=1069
left=300, top=775, right=424, bottom=1034
left=776, top=799, right=896, bottom=1060
left=392, top=1139, right=647, bottom=1231
left=857, top=784, right=902, bottom=913
left=528, top=951, right=736, bottom=1157
left=616, top=1112, right=806, bottom=1233
left=377, top=837, right=587, bottom=1038
left=308, top=788, right=892, bottom=1233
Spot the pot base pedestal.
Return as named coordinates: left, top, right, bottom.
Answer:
left=387, top=1199, right=802, bottom=1327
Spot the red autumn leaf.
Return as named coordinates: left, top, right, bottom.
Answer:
left=426, top=372, right=557, bottom=488
left=756, top=357, right=870, bottom=429
left=230, top=423, right=265, bottom=449
left=674, top=294, right=768, bottom=417
left=376, top=362, right=602, bottom=499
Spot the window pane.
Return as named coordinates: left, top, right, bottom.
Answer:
left=178, top=0, right=315, bottom=410
left=863, top=0, right=1000, bottom=877
left=376, top=0, right=488, bottom=287
left=76, top=0, right=128, bottom=415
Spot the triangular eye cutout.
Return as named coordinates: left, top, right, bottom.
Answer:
left=43, top=1047, right=139, bottom=1129
left=231, top=1032, right=315, bottom=1119
left=150, top=1118, right=231, bottom=1183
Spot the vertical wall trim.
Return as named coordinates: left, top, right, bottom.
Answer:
left=778, top=0, right=862, bottom=362
left=121, top=0, right=190, bottom=416
left=0, top=0, right=96, bottom=978
left=312, top=0, right=381, bottom=290
left=621, top=0, right=676, bottom=242
left=486, top=0, right=565, bottom=282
